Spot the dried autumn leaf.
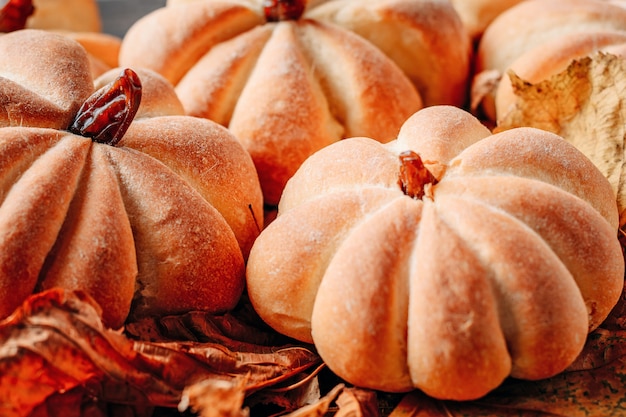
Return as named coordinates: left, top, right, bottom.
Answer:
left=282, top=384, right=346, bottom=417
left=334, top=387, right=379, bottom=417
left=124, top=298, right=296, bottom=350
left=0, top=289, right=322, bottom=417
left=179, top=378, right=249, bottom=417
left=495, top=52, right=626, bottom=228
left=243, top=364, right=325, bottom=414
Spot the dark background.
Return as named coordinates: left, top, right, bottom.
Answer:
left=97, top=0, right=167, bottom=38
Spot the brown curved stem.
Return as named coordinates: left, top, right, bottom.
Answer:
left=398, top=150, right=438, bottom=200
left=69, top=68, right=142, bottom=146
left=263, top=0, right=306, bottom=22
left=0, top=0, right=34, bottom=32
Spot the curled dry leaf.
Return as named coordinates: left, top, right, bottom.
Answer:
left=179, top=378, right=249, bottom=417
left=243, top=363, right=326, bottom=414
left=495, top=52, right=626, bottom=229
left=0, top=289, right=322, bottom=417
left=281, top=384, right=345, bottom=417
left=334, top=387, right=379, bottom=417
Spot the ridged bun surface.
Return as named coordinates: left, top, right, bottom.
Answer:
left=119, top=0, right=471, bottom=204
left=0, top=30, right=263, bottom=328
left=246, top=105, right=625, bottom=400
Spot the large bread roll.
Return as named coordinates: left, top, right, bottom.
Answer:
left=119, top=0, right=471, bottom=205
left=0, top=30, right=263, bottom=329
left=1, top=0, right=119, bottom=78
left=246, top=105, right=624, bottom=401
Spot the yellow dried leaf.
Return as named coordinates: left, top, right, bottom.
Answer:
left=179, top=378, right=249, bottom=417
left=496, top=52, right=626, bottom=227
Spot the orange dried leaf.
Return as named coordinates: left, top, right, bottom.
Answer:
left=179, top=378, right=248, bottom=417
left=335, top=387, right=379, bottom=417
left=244, top=363, right=327, bottom=414
left=0, top=289, right=322, bottom=417
left=495, top=52, right=626, bottom=227
left=283, top=384, right=345, bottom=417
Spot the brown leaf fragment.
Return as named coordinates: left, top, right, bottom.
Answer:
left=283, top=384, right=346, bottom=417
left=335, top=387, right=379, bottom=417
left=125, top=304, right=297, bottom=352
left=179, top=377, right=249, bottom=417
left=495, top=52, right=626, bottom=227
left=27, top=386, right=101, bottom=417
left=387, top=391, right=451, bottom=417
left=246, top=363, right=326, bottom=414
left=26, top=384, right=152, bottom=417
left=0, top=288, right=322, bottom=416
left=0, top=290, right=106, bottom=417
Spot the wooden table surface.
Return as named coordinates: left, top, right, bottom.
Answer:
left=97, top=0, right=166, bottom=38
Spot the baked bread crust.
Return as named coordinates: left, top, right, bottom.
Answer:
left=119, top=0, right=470, bottom=205
left=0, top=30, right=263, bottom=328
left=473, top=0, right=626, bottom=121
left=60, top=31, right=122, bottom=78
left=0, top=30, right=94, bottom=130
left=246, top=105, right=625, bottom=400
left=306, top=0, right=471, bottom=107
left=450, top=0, right=526, bottom=40
left=26, top=0, right=102, bottom=33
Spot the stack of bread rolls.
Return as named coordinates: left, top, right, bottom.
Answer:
left=0, top=0, right=624, bottom=408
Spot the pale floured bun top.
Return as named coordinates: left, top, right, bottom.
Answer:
left=476, top=0, right=626, bottom=74
left=94, top=67, right=186, bottom=119
left=59, top=31, right=122, bottom=78
left=247, top=105, right=624, bottom=400
left=0, top=29, right=94, bottom=129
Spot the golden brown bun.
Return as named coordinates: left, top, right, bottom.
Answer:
left=473, top=0, right=626, bottom=121
left=26, top=0, right=102, bottom=32
left=246, top=105, right=624, bottom=400
left=0, top=29, right=94, bottom=130
left=52, top=31, right=122, bottom=78
left=0, top=31, right=263, bottom=328
left=306, top=0, right=471, bottom=107
left=119, top=0, right=470, bottom=205
left=450, top=0, right=526, bottom=40
left=94, top=67, right=186, bottom=118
